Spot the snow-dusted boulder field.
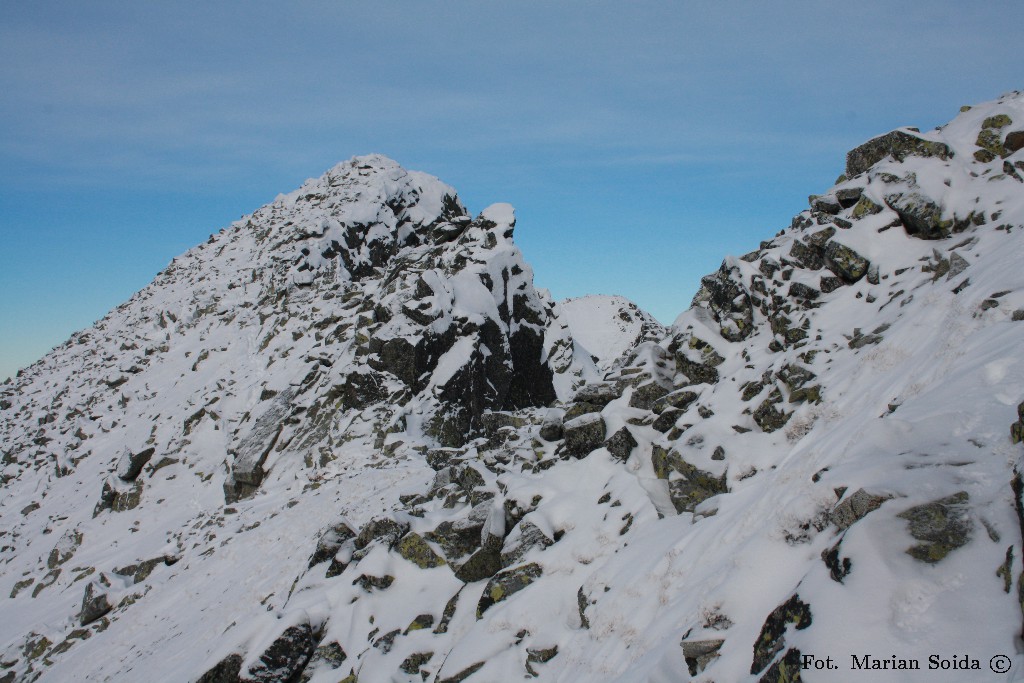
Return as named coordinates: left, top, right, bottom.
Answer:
left=3, top=93, right=1024, bottom=682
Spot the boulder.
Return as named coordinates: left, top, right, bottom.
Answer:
left=675, top=355, right=720, bottom=386
left=454, top=546, right=502, bottom=583
left=1004, top=130, right=1024, bottom=157
left=789, top=241, right=824, bottom=270
left=691, top=260, right=754, bottom=342
left=353, top=574, right=394, bottom=591
left=396, top=532, right=446, bottom=568
left=539, top=412, right=564, bottom=442
left=753, top=391, right=791, bottom=433
left=308, top=522, right=356, bottom=568
left=405, top=615, right=435, bottom=633
left=809, top=194, right=842, bottom=215
left=244, top=622, right=318, bottom=683
left=897, top=492, right=972, bottom=563
left=47, top=529, right=83, bottom=569
left=652, top=408, right=682, bottom=433
left=95, top=477, right=143, bottom=515
left=434, top=590, right=462, bottom=634
left=820, top=275, right=845, bottom=293
left=829, top=489, right=892, bottom=530
left=605, top=426, right=637, bottom=461
left=776, top=364, right=815, bottom=390
left=835, top=187, right=863, bottom=208
left=1011, top=401, right=1024, bottom=444
left=885, top=191, right=952, bottom=239
left=563, top=413, right=606, bottom=457
left=821, top=541, right=852, bottom=583
left=114, top=555, right=175, bottom=584
left=846, top=129, right=953, bottom=177
left=500, top=521, right=553, bottom=567
left=824, top=242, right=870, bottom=282
left=628, top=382, right=670, bottom=410
left=355, top=517, right=409, bottom=551
left=788, top=282, right=820, bottom=302
left=298, top=642, right=347, bottom=682
left=650, top=449, right=727, bottom=514
left=947, top=252, right=969, bottom=280
left=975, top=115, right=1014, bottom=160
left=196, top=654, right=243, bottom=683
left=681, top=638, right=725, bottom=677
left=571, top=382, right=620, bottom=406
left=750, top=594, right=812, bottom=676
left=80, top=576, right=113, bottom=626
left=427, top=517, right=485, bottom=561
left=789, top=385, right=820, bottom=404
left=563, top=401, right=603, bottom=422
left=476, top=562, right=543, bottom=617
left=652, top=389, right=700, bottom=414
left=438, top=662, right=485, bottom=683
left=229, top=389, right=295, bottom=500
left=851, top=194, right=883, bottom=219
left=525, top=645, right=559, bottom=676
left=399, top=652, right=434, bottom=676
left=115, top=447, right=155, bottom=482
left=425, top=449, right=459, bottom=471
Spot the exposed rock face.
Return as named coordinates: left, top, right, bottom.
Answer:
left=4, top=95, right=1024, bottom=683
left=143, top=158, right=590, bottom=500
left=845, top=128, right=953, bottom=177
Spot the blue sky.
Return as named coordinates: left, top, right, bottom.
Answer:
left=2, top=1, right=1022, bottom=380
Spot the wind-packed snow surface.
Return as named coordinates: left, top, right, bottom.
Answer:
left=560, top=295, right=665, bottom=371
left=3, top=95, right=1024, bottom=683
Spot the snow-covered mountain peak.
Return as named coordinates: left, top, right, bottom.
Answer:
left=3, top=97, right=1024, bottom=683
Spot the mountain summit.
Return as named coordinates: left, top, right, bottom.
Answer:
left=3, top=94, right=1024, bottom=682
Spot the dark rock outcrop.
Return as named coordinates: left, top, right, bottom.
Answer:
left=846, top=129, right=953, bottom=177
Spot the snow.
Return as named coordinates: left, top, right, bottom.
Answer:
left=3, top=94, right=1024, bottom=682
left=561, top=294, right=665, bottom=370
left=479, top=202, right=515, bottom=227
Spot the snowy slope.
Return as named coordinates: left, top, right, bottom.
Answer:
left=0, top=155, right=598, bottom=682
left=560, top=295, right=666, bottom=370
left=2, top=94, right=1024, bottom=683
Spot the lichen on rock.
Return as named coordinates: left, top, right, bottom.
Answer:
left=396, top=532, right=446, bottom=568
left=846, top=129, right=953, bottom=177
left=897, top=491, right=972, bottom=563
left=476, top=562, right=542, bottom=617
left=750, top=594, right=812, bottom=676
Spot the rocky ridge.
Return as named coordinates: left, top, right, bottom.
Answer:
left=2, top=94, right=1024, bottom=682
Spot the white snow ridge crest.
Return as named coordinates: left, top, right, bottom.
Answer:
left=3, top=95, right=1024, bottom=682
